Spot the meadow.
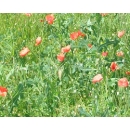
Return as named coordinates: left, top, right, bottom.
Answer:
left=0, top=13, right=130, bottom=116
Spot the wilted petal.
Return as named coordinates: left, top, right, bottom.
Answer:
left=92, top=74, right=103, bottom=83
left=58, top=69, right=63, bottom=80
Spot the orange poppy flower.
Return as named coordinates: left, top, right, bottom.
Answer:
left=57, top=53, right=65, bottom=62
left=116, top=51, right=124, bottom=57
left=100, top=13, right=108, bottom=17
left=126, top=71, right=130, bottom=75
left=102, top=52, right=108, bottom=57
left=117, top=30, right=125, bottom=38
left=87, top=43, right=93, bottom=48
left=19, top=47, right=30, bottom=57
left=61, top=45, right=71, bottom=53
left=35, top=37, right=42, bottom=46
left=70, top=32, right=79, bottom=40
left=118, top=78, right=129, bottom=88
left=25, top=13, right=32, bottom=17
left=45, top=14, right=55, bottom=24
left=0, top=86, right=8, bottom=97
left=70, top=30, right=85, bottom=40
left=110, top=62, right=118, bottom=72
left=92, top=74, right=103, bottom=83
left=77, top=30, right=85, bottom=37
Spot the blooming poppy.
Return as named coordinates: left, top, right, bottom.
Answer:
left=70, top=30, right=85, bottom=40
left=77, top=30, right=85, bottom=37
left=117, top=30, right=125, bottom=38
left=87, top=43, right=93, bottom=48
left=70, top=32, right=79, bottom=40
left=19, top=47, right=30, bottom=57
left=92, top=74, right=103, bottom=83
left=57, top=53, right=65, bottom=62
left=102, top=52, right=108, bottom=57
left=118, top=78, right=129, bottom=88
left=45, top=14, right=55, bottom=24
left=110, top=62, right=118, bottom=72
left=25, top=13, right=32, bottom=17
left=100, top=13, right=108, bottom=17
left=61, top=45, right=71, bottom=53
left=116, top=51, right=124, bottom=57
left=35, top=37, right=42, bottom=46
left=0, top=86, right=8, bottom=97
left=125, top=71, right=130, bottom=75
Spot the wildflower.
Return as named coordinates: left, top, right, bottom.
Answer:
left=25, top=13, right=32, bottom=17
left=19, top=47, right=30, bottom=57
left=116, top=51, right=124, bottom=57
left=110, top=62, right=118, bottom=72
left=70, top=30, right=85, bottom=40
left=57, top=53, right=65, bottom=62
left=118, top=78, right=129, bottom=88
left=77, top=30, right=85, bottom=37
left=61, top=45, right=71, bottom=53
left=125, top=71, right=130, bottom=75
left=100, top=13, right=108, bottom=17
left=117, top=30, right=125, bottom=38
left=92, top=74, right=103, bottom=83
left=35, top=37, right=42, bottom=46
left=87, top=43, right=92, bottom=48
left=102, top=52, right=108, bottom=57
left=0, top=86, right=8, bottom=97
left=70, top=32, right=79, bottom=40
left=45, top=14, right=55, bottom=24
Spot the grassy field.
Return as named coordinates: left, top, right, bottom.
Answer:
left=0, top=13, right=130, bottom=117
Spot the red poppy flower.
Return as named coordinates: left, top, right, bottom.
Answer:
left=35, top=37, right=42, bottom=46
left=100, top=13, right=108, bottom=17
left=45, top=14, right=55, bottom=24
left=19, top=47, right=30, bottom=57
left=87, top=43, right=92, bottom=48
left=110, top=62, right=118, bottom=72
left=61, top=45, right=71, bottom=53
left=116, top=51, right=124, bottom=57
left=0, top=86, right=8, bottom=97
left=77, top=30, right=85, bottom=37
left=126, top=71, right=130, bottom=75
left=25, top=13, right=32, bottom=17
left=70, top=32, right=79, bottom=40
left=117, top=30, right=125, bottom=38
left=118, top=78, right=129, bottom=88
left=92, top=74, right=103, bottom=83
left=57, top=53, right=65, bottom=62
left=70, top=30, right=85, bottom=40
left=102, top=52, right=108, bottom=57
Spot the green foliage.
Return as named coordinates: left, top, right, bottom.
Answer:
left=0, top=13, right=130, bottom=117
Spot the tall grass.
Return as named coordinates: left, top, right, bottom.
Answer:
left=0, top=13, right=130, bottom=116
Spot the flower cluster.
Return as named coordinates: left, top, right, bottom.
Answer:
left=57, top=45, right=71, bottom=62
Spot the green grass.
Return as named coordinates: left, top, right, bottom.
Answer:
left=0, top=13, right=130, bottom=116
